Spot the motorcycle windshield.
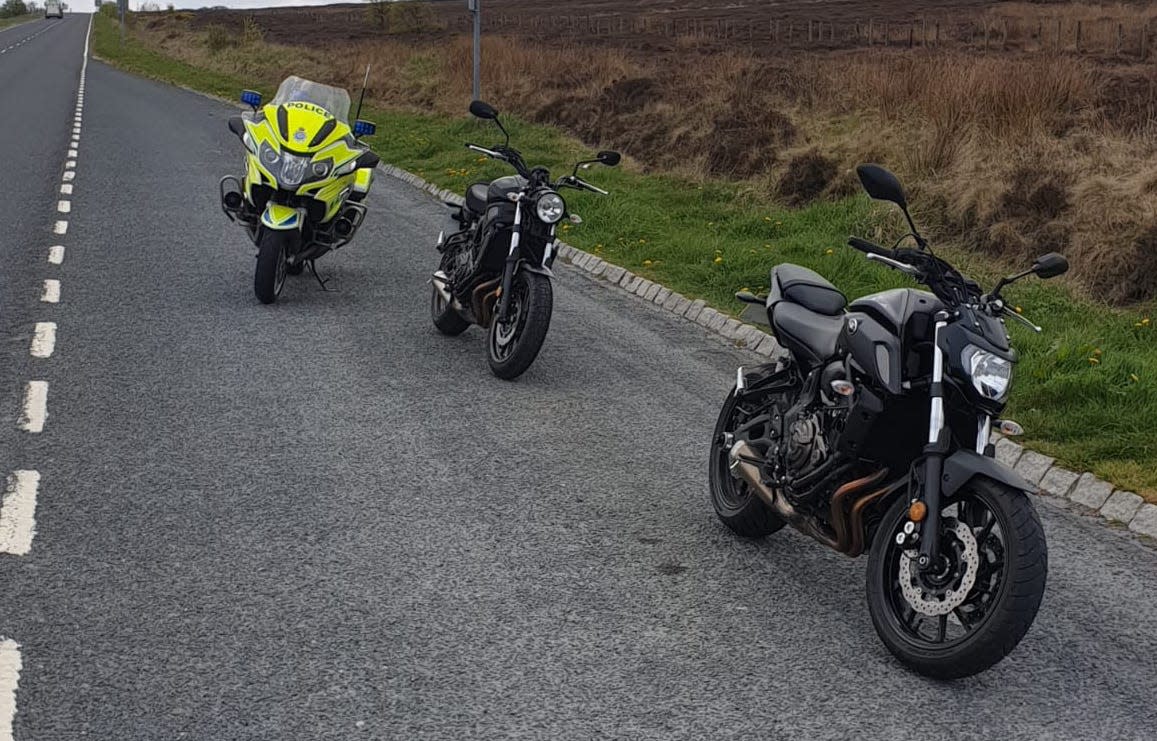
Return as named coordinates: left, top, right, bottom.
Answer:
left=270, top=76, right=351, bottom=124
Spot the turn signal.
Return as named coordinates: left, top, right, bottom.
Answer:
left=998, top=419, right=1024, bottom=436
left=908, top=501, right=927, bottom=522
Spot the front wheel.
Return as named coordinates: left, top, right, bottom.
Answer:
left=487, top=270, right=552, bottom=380
left=866, top=479, right=1047, bottom=679
left=254, top=229, right=290, bottom=304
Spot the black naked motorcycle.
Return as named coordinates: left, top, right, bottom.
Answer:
left=430, top=101, right=620, bottom=379
left=710, top=164, right=1068, bottom=678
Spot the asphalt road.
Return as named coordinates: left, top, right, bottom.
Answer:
left=1, top=14, right=1156, bottom=740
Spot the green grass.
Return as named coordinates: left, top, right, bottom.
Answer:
left=0, top=13, right=37, bottom=30
left=93, top=14, right=1157, bottom=500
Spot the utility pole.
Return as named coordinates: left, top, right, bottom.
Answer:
left=118, top=0, right=126, bottom=46
left=468, top=0, right=481, bottom=101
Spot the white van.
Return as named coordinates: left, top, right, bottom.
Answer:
left=45, top=0, right=63, bottom=19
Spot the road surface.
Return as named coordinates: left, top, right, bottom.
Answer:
left=0, top=13, right=1155, bottom=740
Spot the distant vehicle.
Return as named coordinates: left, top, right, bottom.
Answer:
left=45, top=0, right=63, bottom=19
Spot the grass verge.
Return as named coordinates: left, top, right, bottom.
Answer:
left=0, top=13, right=37, bottom=30
left=93, top=14, right=1157, bottom=500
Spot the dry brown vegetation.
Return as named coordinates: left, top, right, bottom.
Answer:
left=136, top=1, right=1157, bottom=305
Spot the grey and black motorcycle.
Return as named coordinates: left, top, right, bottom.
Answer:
left=430, top=101, right=620, bottom=379
left=711, top=164, right=1068, bottom=678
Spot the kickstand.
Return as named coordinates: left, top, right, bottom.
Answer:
left=308, top=260, right=334, bottom=292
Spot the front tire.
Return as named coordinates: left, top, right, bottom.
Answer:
left=866, top=479, right=1047, bottom=679
left=254, top=229, right=289, bottom=304
left=487, top=271, right=552, bottom=380
left=709, top=389, right=786, bottom=538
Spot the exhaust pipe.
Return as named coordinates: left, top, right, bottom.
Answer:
left=728, top=441, right=840, bottom=551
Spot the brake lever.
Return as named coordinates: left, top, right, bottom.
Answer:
left=1002, top=306, right=1042, bottom=333
left=866, top=252, right=923, bottom=279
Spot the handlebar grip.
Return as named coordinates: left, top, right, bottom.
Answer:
left=848, top=237, right=892, bottom=257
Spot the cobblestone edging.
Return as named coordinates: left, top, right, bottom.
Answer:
left=380, top=163, right=1157, bottom=546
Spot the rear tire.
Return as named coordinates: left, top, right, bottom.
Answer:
left=866, top=479, right=1047, bottom=679
left=254, top=229, right=289, bottom=304
left=430, top=282, right=470, bottom=336
left=709, top=389, right=786, bottom=538
left=487, top=271, right=552, bottom=380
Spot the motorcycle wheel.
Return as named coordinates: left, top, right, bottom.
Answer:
left=866, top=478, right=1047, bottom=679
left=254, top=229, right=289, bottom=304
left=708, top=388, right=786, bottom=538
left=487, top=271, right=552, bottom=380
left=430, top=282, right=470, bottom=336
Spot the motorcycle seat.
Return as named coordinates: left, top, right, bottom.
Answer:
left=768, top=263, right=847, bottom=316
left=771, top=302, right=844, bottom=367
left=465, top=183, right=489, bottom=214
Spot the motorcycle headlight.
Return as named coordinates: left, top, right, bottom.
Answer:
left=279, top=153, right=310, bottom=188
left=310, top=159, right=333, bottom=181
left=334, top=158, right=358, bottom=176
left=259, top=141, right=281, bottom=169
left=963, top=345, right=1013, bottom=401
left=535, top=191, right=566, bottom=224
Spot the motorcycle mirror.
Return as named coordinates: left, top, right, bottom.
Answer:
left=241, top=89, right=262, bottom=109
left=469, top=100, right=499, bottom=120
left=227, top=116, right=245, bottom=138
left=353, top=119, right=377, bottom=138
left=856, top=164, right=908, bottom=210
left=597, top=150, right=622, bottom=167
left=1032, top=252, right=1069, bottom=280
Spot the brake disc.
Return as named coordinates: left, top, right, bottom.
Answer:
left=898, top=518, right=980, bottom=617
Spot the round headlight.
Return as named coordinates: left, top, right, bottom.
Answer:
left=311, top=160, right=332, bottom=179
left=259, top=142, right=281, bottom=167
left=964, top=345, right=1013, bottom=401
left=535, top=191, right=566, bottom=224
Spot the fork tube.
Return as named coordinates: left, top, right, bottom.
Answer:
left=976, top=415, right=992, bottom=455
left=495, top=198, right=523, bottom=319
left=918, top=315, right=950, bottom=570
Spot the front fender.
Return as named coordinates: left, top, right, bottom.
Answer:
left=941, top=449, right=1036, bottom=498
left=515, top=261, right=554, bottom=279
left=261, top=204, right=301, bottom=230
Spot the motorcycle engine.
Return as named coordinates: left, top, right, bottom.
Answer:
left=785, top=412, right=828, bottom=474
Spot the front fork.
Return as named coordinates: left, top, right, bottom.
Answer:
left=914, top=312, right=995, bottom=571
left=494, top=202, right=557, bottom=321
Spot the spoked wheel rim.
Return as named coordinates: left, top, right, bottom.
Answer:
left=881, top=494, right=1011, bottom=649
left=489, top=277, right=529, bottom=363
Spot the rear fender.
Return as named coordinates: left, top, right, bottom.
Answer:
left=941, top=449, right=1037, bottom=498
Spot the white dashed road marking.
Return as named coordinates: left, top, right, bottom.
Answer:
left=30, top=323, right=56, bottom=359
left=52, top=220, right=67, bottom=235
left=62, top=170, right=74, bottom=181
left=41, top=280, right=60, bottom=303
left=48, top=245, right=64, bottom=264
left=0, top=638, right=21, bottom=741
left=57, top=200, right=70, bottom=214
left=18, top=382, right=48, bottom=434
left=0, top=471, right=41, bottom=556
left=60, top=183, right=72, bottom=195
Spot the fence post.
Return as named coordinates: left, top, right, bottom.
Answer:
left=1143, top=22, right=1149, bottom=61
left=787, top=21, right=793, bottom=44
left=935, top=21, right=940, bottom=45
left=1117, top=23, right=1124, bottom=55
left=868, top=19, right=873, bottom=45
left=922, top=17, right=927, bottom=46
left=908, top=25, right=914, bottom=48
left=775, top=19, right=780, bottom=42
left=884, top=21, right=889, bottom=46
left=1076, top=20, right=1082, bottom=52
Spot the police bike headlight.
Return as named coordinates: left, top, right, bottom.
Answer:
left=535, top=191, right=566, bottom=224
left=278, top=153, right=310, bottom=188
left=963, top=345, right=1013, bottom=401
left=310, top=159, right=333, bottom=181
left=259, top=141, right=281, bottom=169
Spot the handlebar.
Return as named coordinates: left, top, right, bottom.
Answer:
left=557, top=175, right=608, bottom=196
left=466, top=143, right=503, bottom=159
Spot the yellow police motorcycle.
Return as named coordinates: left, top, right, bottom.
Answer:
left=221, top=76, right=381, bottom=304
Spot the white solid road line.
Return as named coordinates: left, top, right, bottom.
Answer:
left=41, top=280, right=60, bottom=303
left=30, top=323, right=56, bottom=359
left=0, top=638, right=20, bottom=741
left=53, top=220, right=68, bottom=235
left=57, top=200, right=70, bottom=214
left=18, top=382, right=47, bottom=434
left=48, top=245, right=64, bottom=265
left=0, top=471, right=41, bottom=556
